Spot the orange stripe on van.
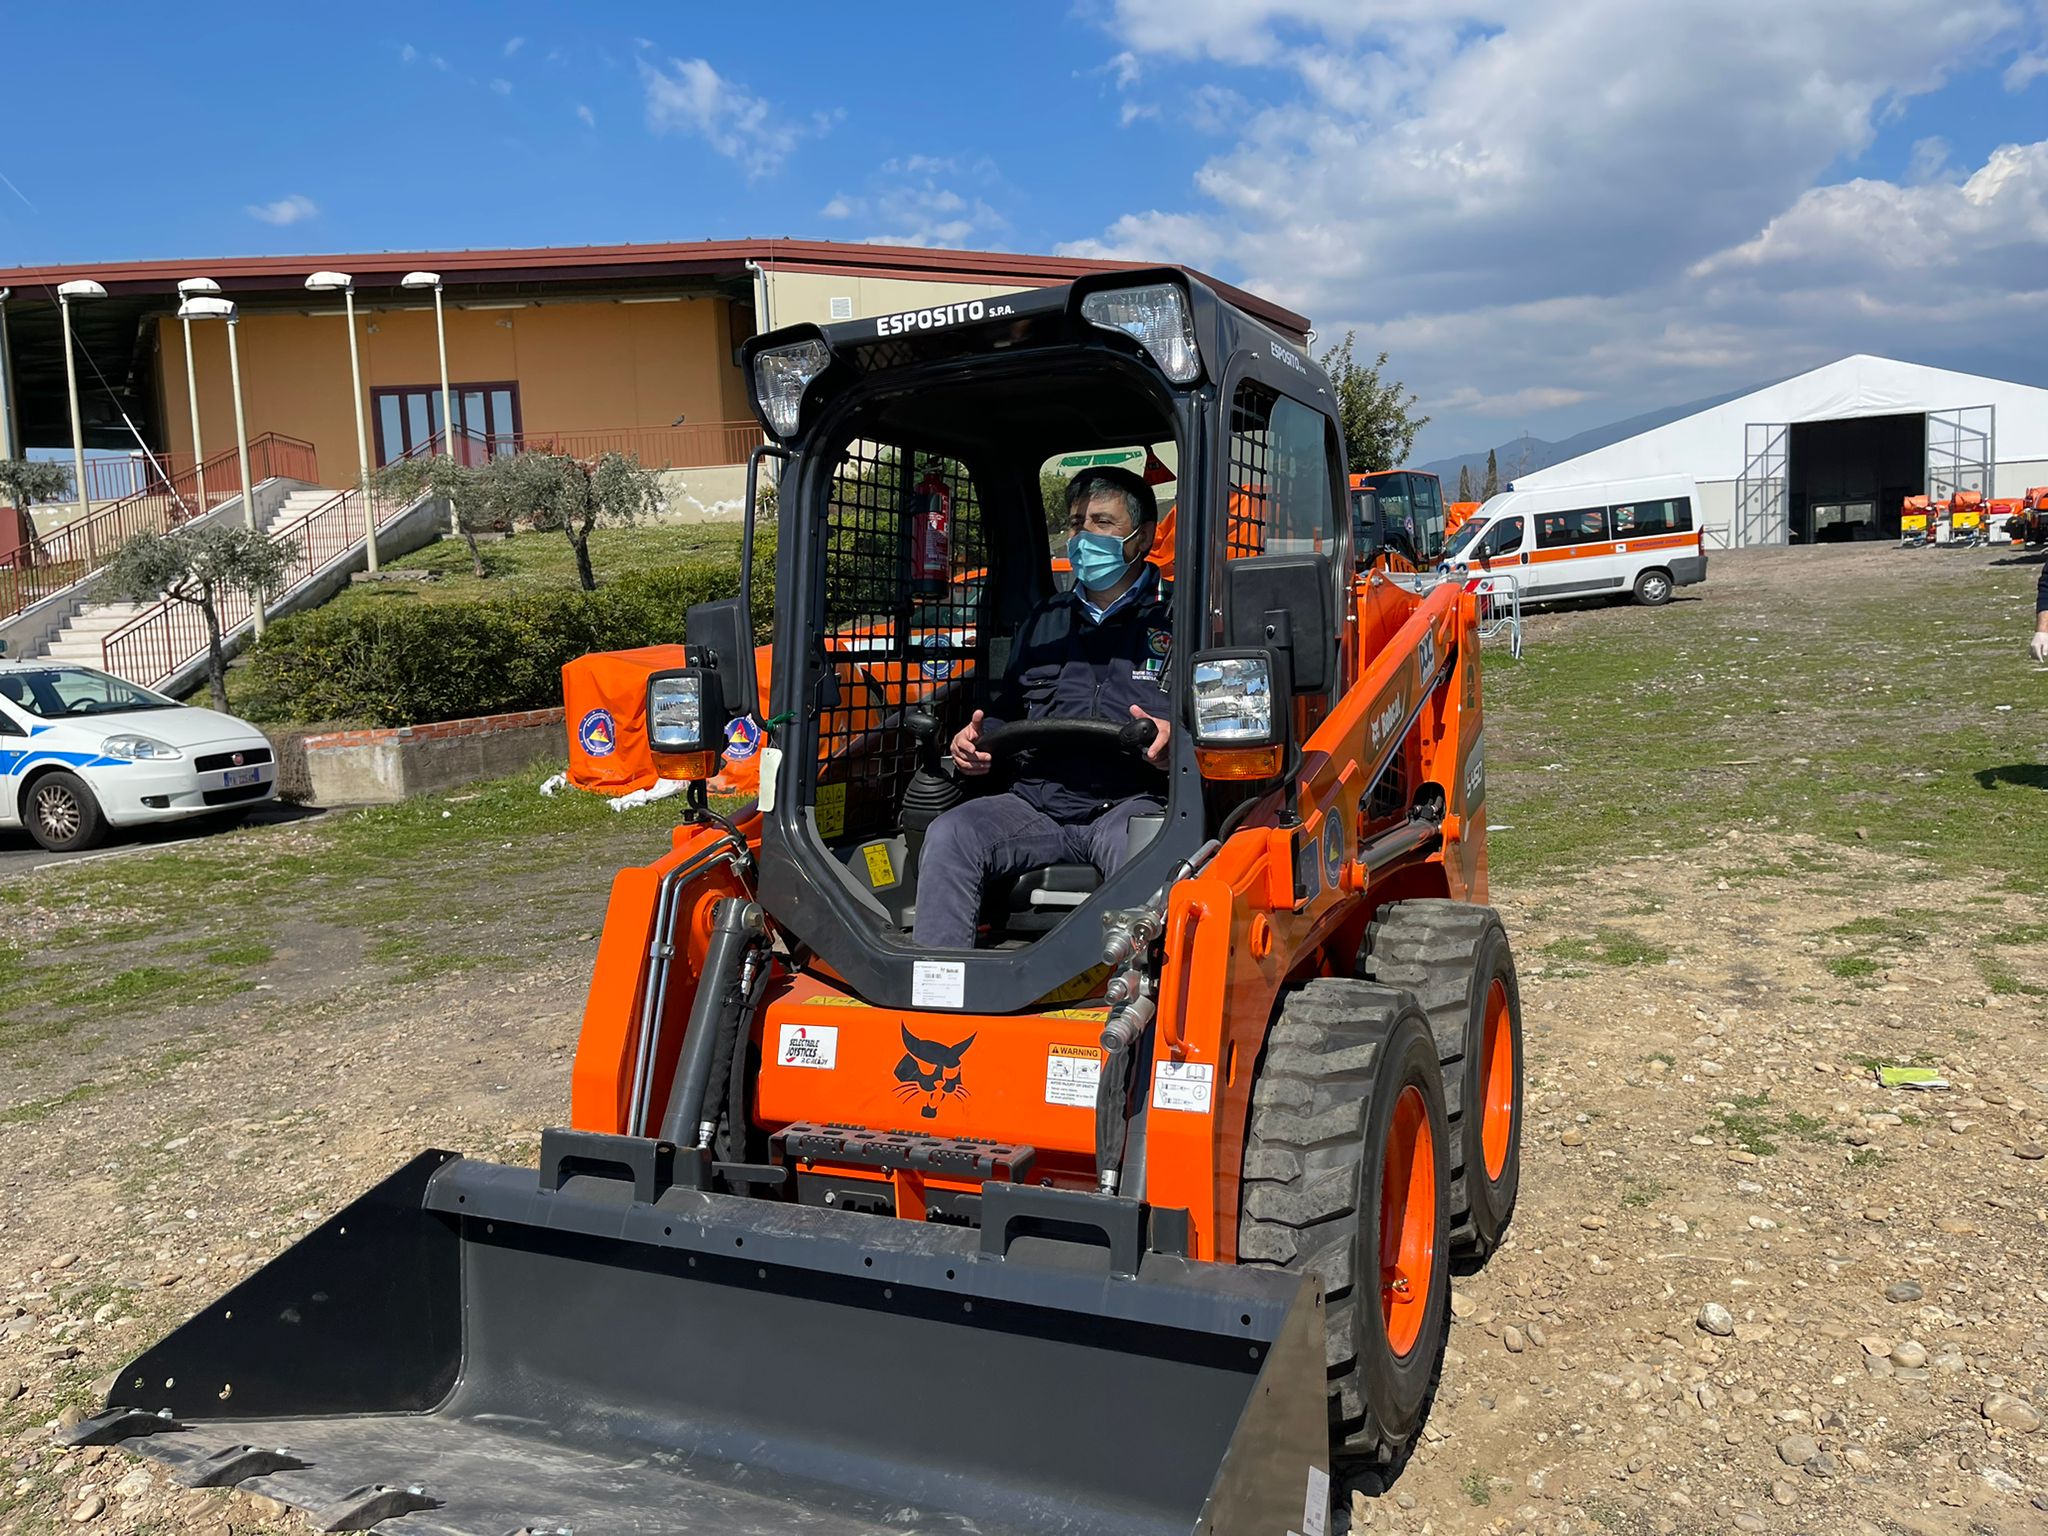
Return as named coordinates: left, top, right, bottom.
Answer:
left=1525, top=531, right=1696, bottom=564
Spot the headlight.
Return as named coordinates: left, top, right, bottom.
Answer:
left=750, top=338, right=831, bottom=437
left=647, top=669, right=726, bottom=755
left=100, top=734, right=180, bottom=761
left=1190, top=653, right=1274, bottom=745
left=1081, top=282, right=1201, bottom=383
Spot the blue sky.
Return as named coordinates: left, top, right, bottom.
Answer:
left=4, top=1, right=2046, bottom=461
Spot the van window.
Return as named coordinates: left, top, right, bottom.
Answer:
left=1611, top=497, right=1692, bottom=536
left=1534, top=507, right=1608, bottom=548
left=1475, top=516, right=1524, bottom=559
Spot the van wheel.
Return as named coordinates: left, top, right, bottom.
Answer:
left=26, top=771, right=106, bottom=853
left=1239, top=979, right=1451, bottom=1470
left=1633, top=568, right=1674, bottom=606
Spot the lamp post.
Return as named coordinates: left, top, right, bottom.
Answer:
left=0, top=287, right=17, bottom=462
left=176, top=278, right=220, bottom=512
left=304, top=270, right=378, bottom=571
left=56, top=279, right=107, bottom=520
left=179, top=296, right=265, bottom=638
left=401, top=270, right=459, bottom=535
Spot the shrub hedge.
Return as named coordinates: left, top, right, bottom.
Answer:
left=243, top=553, right=774, bottom=728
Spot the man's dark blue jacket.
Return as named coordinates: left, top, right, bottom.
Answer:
left=979, top=571, right=1174, bottom=823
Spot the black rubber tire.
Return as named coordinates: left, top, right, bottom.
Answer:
left=1363, top=900, right=1524, bottom=1263
left=1632, top=567, right=1674, bottom=606
left=1239, top=979, right=1452, bottom=1468
left=24, top=770, right=106, bottom=853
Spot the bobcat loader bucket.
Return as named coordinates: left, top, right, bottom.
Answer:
left=66, top=1139, right=1332, bottom=1536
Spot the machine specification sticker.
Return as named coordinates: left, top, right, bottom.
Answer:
left=1044, top=1043, right=1104, bottom=1108
left=1151, top=1060, right=1215, bottom=1113
left=1302, top=1465, right=1330, bottom=1536
left=777, top=1024, right=838, bottom=1069
left=911, top=960, right=966, bottom=1009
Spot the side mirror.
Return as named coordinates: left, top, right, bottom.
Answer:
left=1224, top=553, right=1333, bottom=693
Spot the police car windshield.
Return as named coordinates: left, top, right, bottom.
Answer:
left=1442, top=519, right=1489, bottom=560
left=0, top=666, right=178, bottom=719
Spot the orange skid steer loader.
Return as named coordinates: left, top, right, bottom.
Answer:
left=67, top=272, right=1524, bottom=1534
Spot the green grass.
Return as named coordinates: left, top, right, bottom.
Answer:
left=1460, top=1470, right=1493, bottom=1507
left=1619, top=1177, right=1665, bottom=1208
left=1541, top=930, right=1671, bottom=966
left=1825, top=955, right=1881, bottom=979
left=1643, top=1050, right=1675, bottom=1067
left=1705, top=1091, right=1832, bottom=1158
left=1484, top=555, right=2048, bottom=887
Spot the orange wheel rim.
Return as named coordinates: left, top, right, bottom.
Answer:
left=1380, top=1083, right=1437, bottom=1359
left=1480, top=977, right=1514, bottom=1182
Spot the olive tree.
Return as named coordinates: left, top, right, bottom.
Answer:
left=376, top=454, right=498, bottom=578
left=0, top=459, right=72, bottom=564
left=102, top=525, right=297, bottom=712
left=1318, top=331, right=1428, bottom=474
left=484, top=450, right=664, bottom=591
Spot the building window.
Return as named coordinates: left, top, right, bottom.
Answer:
left=372, top=382, right=523, bottom=466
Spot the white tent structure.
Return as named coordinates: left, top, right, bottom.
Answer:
left=1514, top=355, right=2048, bottom=547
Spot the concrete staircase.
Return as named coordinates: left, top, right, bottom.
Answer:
left=37, top=488, right=337, bottom=670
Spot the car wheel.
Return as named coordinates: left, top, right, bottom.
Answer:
left=26, top=770, right=107, bottom=853
left=1633, top=568, right=1674, bottom=606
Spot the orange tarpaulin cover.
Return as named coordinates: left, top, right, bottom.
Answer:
left=562, top=645, right=692, bottom=795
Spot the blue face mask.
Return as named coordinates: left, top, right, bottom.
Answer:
left=1067, top=529, right=1137, bottom=593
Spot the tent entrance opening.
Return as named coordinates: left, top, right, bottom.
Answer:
left=1788, top=412, right=1922, bottom=543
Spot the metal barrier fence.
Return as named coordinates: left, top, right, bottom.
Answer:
left=0, top=434, right=318, bottom=624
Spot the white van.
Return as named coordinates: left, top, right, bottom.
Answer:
left=1439, top=474, right=1707, bottom=607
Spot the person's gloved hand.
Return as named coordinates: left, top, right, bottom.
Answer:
left=2031, top=630, right=2048, bottom=663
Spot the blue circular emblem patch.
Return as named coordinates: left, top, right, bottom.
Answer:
left=1147, top=627, right=1172, bottom=658
left=724, top=714, right=762, bottom=761
left=578, top=708, right=617, bottom=758
left=1325, top=817, right=1345, bottom=888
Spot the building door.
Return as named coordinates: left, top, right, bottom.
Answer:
left=373, top=383, right=522, bottom=466
left=1925, top=405, right=1993, bottom=504
left=1734, top=422, right=1789, bottom=547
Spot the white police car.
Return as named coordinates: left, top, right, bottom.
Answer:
left=0, top=662, right=277, bottom=852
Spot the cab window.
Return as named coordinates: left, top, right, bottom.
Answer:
left=1534, top=507, right=1609, bottom=548
left=1409, top=475, right=1446, bottom=559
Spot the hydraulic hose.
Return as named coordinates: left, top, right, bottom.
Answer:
left=658, top=898, right=766, bottom=1148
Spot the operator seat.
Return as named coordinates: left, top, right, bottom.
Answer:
left=983, top=814, right=1163, bottom=938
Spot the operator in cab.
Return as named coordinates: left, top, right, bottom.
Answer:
left=912, top=466, right=1173, bottom=949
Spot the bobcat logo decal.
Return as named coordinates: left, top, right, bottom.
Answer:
left=894, top=1026, right=976, bottom=1119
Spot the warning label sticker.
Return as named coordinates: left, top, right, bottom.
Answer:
left=778, top=1023, right=838, bottom=1070
left=861, top=841, right=897, bottom=889
left=1045, top=1043, right=1104, bottom=1108
left=1151, top=1060, right=1216, bottom=1113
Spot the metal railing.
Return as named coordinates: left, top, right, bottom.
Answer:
left=25, top=454, right=168, bottom=506
left=100, top=480, right=417, bottom=690
left=1463, top=570, right=1525, bottom=658
left=394, top=420, right=764, bottom=473
left=0, top=434, right=318, bottom=623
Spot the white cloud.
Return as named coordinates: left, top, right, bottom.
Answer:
left=829, top=157, right=1010, bottom=248
left=489, top=77, right=513, bottom=96
left=1120, top=101, right=1159, bottom=126
left=639, top=56, right=805, bottom=177
left=246, top=194, right=318, bottom=226
left=1907, top=135, right=1952, bottom=183
left=399, top=43, right=416, bottom=64
left=576, top=103, right=596, bottom=127
left=503, top=35, right=525, bottom=57
left=1070, top=1, right=2045, bottom=453
left=1109, top=50, right=1143, bottom=87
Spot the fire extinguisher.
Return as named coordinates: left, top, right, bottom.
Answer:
left=911, top=464, right=951, bottom=595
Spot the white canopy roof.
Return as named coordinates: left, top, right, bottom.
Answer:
left=1518, top=355, right=2048, bottom=488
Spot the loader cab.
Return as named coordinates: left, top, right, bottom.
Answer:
left=730, top=271, right=1350, bottom=1014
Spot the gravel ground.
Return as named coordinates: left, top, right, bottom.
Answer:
left=2, top=543, right=2044, bottom=1535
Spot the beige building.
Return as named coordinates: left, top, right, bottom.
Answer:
left=0, top=239, right=1208, bottom=506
